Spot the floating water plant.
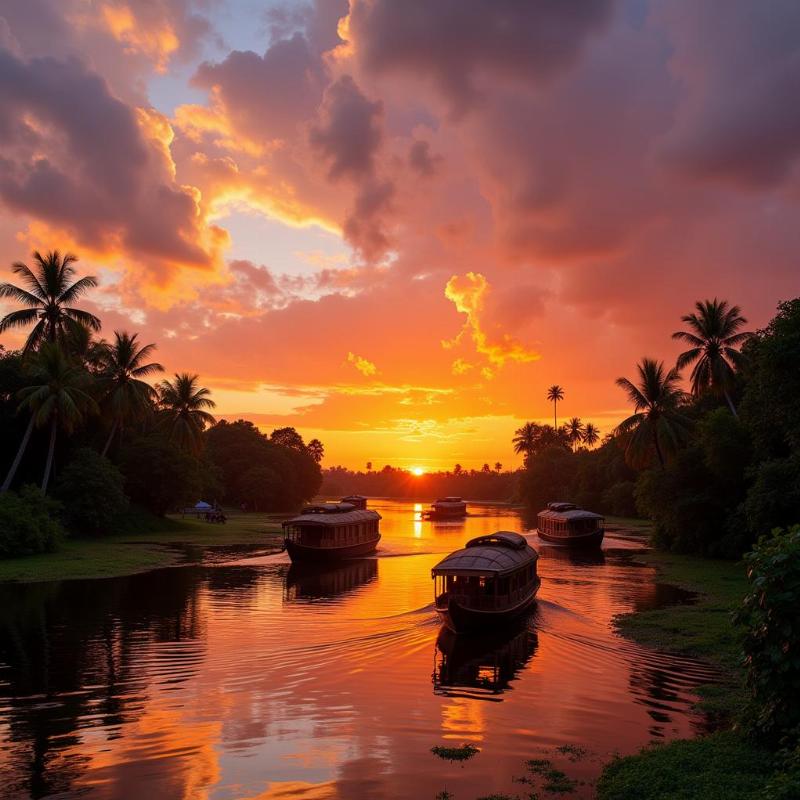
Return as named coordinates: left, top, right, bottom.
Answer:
left=431, top=743, right=480, bottom=762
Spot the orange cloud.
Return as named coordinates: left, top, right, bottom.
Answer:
left=346, top=351, right=378, bottom=376
left=443, top=272, right=540, bottom=371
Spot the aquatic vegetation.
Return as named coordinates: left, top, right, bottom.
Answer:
left=431, top=743, right=480, bottom=762
left=555, top=744, right=587, bottom=762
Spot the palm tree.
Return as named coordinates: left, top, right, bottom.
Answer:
left=513, top=422, right=538, bottom=463
left=306, top=438, right=324, bottom=463
left=158, top=373, right=216, bottom=452
left=546, top=385, right=564, bottom=428
left=2, top=343, right=98, bottom=493
left=494, top=462, right=502, bottom=472
left=615, top=358, right=689, bottom=468
left=672, top=299, right=752, bottom=417
left=582, top=422, right=600, bottom=448
left=0, top=251, right=101, bottom=355
left=565, top=417, right=585, bottom=451
left=99, top=332, right=163, bottom=456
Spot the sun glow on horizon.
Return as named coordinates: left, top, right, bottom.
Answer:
left=411, top=466, right=426, bottom=476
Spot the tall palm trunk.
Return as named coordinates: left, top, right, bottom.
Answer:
left=652, top=426, right=665, bottom=468
left=42, top=416, right=57, bottom=493
left=1, top=416, right=35, bottom=492
left=724, top=390, right=738, bottom=419
left=553, top=400, right=557, bottom=429
left=102, top=418, right=119, bottom=457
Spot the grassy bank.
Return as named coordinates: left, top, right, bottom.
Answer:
left=0, top=510, right=285, bottom=583
left=597, top=549, right=769, bottom=800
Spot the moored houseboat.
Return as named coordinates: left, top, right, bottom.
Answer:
left=340, top=494, right=368, bottom=510
left=431, top=532, right=540, bottom=634
left=282, top=502, right=381, bottom=562
left=536, top=502, right=604, bottom=548
left=423, top=496, right=467, bottom=520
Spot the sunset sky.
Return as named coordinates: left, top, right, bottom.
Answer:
left=0, top=1, right=797, bottom=470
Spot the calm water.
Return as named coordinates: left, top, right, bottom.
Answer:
left=0, top=501, right=717, bottom=800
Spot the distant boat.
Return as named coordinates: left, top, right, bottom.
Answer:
left=432, top=531, right=540, bottom=634
left=340, top=494, right=368, bottom=510
left=282, top=502, right=381, bottom=562
left=423, top=496, right=467, bottom=520
left=536, top=502, right=604, bottom=548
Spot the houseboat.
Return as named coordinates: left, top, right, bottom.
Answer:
left=423, top=496, right=467, bottom=520
left=340, top=494, right=368, bottom=510
left=431, top=531, right=540, bottom=634
left=282, top=502, right=381, bottom=562
left=536, top=502, right=604, bottom=548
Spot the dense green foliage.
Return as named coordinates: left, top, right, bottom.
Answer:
left=54, top=448, right=128, bottom=536
left=0, top=252, right=325, bottom=558
left=735, top=526, right=800, bottom=744
left=206, top=420, right=322, bottom=510
left=518, top=297, right=800, bottom=558
left=597, top=732, right=773, bottom=800
left=0, top=486, right=64, bottom=557
left=119, top=433, right=210, bottom=516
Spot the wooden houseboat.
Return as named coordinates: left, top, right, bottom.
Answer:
left=340, top=494, right=368, bottom=510
left=282, top=502, right=381, bottom=562
left=431, top=532, right=540, bottom=634
left=423, top=496, right=467, bottom=520
left=536, top=502, right=604, bottom=548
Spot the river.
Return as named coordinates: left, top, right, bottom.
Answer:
left=0, top=500, right=718, bottom=799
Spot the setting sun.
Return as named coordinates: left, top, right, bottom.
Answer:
left=411, top=466, right=426, bottom=476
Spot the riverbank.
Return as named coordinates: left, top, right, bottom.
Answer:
left=0, top=511, right=285, bottom=583
left=597, top=549, right=773, bottom=800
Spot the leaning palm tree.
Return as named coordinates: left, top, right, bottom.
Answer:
left=513, top=422, right=538, bottom=463
left=565, top=417, right=585, bottom=451
left=672, top=299, right=752, bottom=417
left=2, top=343, right=98, bottom=493
left=158, top=373, right=216, bottom=453
left=582, top=422, right=600, bottom=448
left=99, top=332, right=164, bottom=456
left=546, top=385, right=564, bottom=428
left=615, top=358, right=689, bottom=468
left=0, top=251, right=101, bottom=355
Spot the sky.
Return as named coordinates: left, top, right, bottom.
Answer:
left=0, top=0, right=798, bottom=471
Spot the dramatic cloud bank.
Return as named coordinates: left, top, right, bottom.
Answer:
left=0, top=0, right=797, bottom=467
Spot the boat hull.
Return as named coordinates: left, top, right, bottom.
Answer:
left=536, top=527, right=604, bottom=548
left=436, top=578, right=541, bottom=634
left=284, top=535, right=381, bottom=563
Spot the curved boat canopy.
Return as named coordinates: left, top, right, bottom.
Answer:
left=282, top=505, right=381, bottom=528
left=538, top=506, right=603, bottom=522
left=432, top=531, right=538, bottom=577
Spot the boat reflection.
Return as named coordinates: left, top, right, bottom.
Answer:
left=538, top=544, right=606, bottom=567
left=284, top=558, right=378, bottom=601
left=432, top=618, right=539, bottom=700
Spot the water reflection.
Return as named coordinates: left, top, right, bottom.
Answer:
left=284, top=559, right=378, bottom=601
left=0, top=569, right=203, bottom=799
left=433, top=619, right=539, bottom=700
left=0, top=501, right=721, bottom=800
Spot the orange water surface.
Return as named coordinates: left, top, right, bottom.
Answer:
left=0, top=500, right=718, bottom=799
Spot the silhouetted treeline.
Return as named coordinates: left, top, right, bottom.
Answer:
left=322, top=464, right=519, bottom=502
left=518, top=298, right=800, bottom=558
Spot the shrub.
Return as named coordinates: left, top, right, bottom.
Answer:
left=0, top=486, right=63, bottom=558
left=54, top=448, right=128, bottom=536
left=734, top=525, right=800, bottom=744
left=119, top=433, right=204, bottom=516
left=602, top=480, right=637, bottom=517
